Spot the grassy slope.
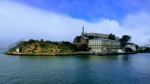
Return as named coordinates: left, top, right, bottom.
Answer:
left=9, top=39, right=76, bottom=53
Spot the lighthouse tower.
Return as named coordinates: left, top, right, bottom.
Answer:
left=82, top=26, right=84, bottom=33
left=81, top=26, right=84, bottom=36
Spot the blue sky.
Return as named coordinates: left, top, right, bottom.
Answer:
left=0, top=0, right=150, bottom=48
left=14, top=0, right=150, bottom=21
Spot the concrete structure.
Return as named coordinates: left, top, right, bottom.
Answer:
left=126, top=43, right=136, bottom=52
left=88, top=38, right=120, bottom=53
left=81, top=27, right=119, bottom=40
left=16, top=48, right=19, bottom=52
left=82, top=33, right=120, bottom=40
left=117, top=49, right=124, bottom=53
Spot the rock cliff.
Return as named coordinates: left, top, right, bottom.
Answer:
left=73, top=36, right=87, bottom=44
left=73, top=36, right=88, bottom=51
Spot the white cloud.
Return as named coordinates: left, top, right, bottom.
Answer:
left=0, top=1, right=150, bottom=48
left=122, top=12, right=150, bottom=45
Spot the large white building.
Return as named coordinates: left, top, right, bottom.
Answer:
left=88, top=38, right=120, bottom=53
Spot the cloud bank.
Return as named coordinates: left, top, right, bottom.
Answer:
left=0, top=1, right=150, bottom=48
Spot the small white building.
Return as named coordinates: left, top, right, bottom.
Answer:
left=16, top=48, right=19, bottom=52
left=88, top=38, right=120, bottom=53
left=139, top=46, right=147, bottom=50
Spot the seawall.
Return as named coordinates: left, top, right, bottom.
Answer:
left=5, top=52, right=137, bottom=56
left=5, top=52, right=90, bottom=56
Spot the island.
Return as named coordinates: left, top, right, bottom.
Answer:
left=5, top=27, right=145, bottom=56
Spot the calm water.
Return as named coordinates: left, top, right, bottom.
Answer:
left=0, top=50, right=150, bottom=84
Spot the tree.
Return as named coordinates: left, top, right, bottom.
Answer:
left=28, top=39, right=35, bottom=44
left=146, top=47, right=150, bottom=52
left=135, top=44, right=139, bottom=50
left=120, top=35, right=131, bottom=48
left=75, top=44, right=88, bottom=51
left=108, top=33, right=115, bottom=40
left=40, top=39, right=44, bottom=42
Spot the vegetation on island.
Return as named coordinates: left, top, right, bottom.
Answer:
left=119, top=35, right=150, bottom=53
left=138, top=47, right=150, bottom=53
left=7, top=35, right=90, bottom=55
left=119, top=35, right=131, bottom=48
left=108, top=33, right=116, bottom=40
left=8, top=39, right=81, bottom=53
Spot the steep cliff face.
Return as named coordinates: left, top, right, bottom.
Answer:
left=73, top=36, right=88, bottom=51
left=73, top=36, right=87, bottom=44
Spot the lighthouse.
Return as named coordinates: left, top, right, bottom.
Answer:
left=82, top=26, right=84, bottom=34
left=81, top=26, right=85, bottom=36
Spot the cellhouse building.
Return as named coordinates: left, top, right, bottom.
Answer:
left=88, top=38, right=120, bottom=53
left=81, top=26, right=121, bottom=53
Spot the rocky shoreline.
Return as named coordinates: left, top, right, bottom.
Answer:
left=5, top=52, right=90, bottom=56
left=5, top=51, right=137, bottom=56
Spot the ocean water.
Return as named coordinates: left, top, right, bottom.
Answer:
left=0, top=50, right=150, bottom=84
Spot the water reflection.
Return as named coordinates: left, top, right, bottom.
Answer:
left=73, top=55, right=119, bottom=61
left=5, top=54, right=133, bottom=63
left=121, top=55, right=132, bottom=62
left=73, top=55, right=92, bottom=60
left=100, top=55, right=119, bottom=60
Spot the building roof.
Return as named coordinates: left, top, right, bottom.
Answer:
left=82, top=32, right=120, bottom=40
left=89, top=38, right=120, bottom=42
left=127, top=43, right=135, bottom=45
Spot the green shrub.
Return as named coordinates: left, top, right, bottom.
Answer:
left=28, top=39, right=35, bottom=44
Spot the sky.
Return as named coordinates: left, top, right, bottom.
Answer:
left=0, top=0, right=150, bottom=48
